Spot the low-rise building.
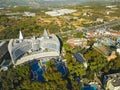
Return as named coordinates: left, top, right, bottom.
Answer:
left=5, top=12, right=21, bottom=16
left=107, top=79, right=120, bottom=90
left=104, top=73, right=120, bottom=90
left=73, top=53, right=88, bottom=68
left=107, top=51, right=117, bottom=61
left=67, top=38, right=87, bottom=48
left=45, top=9, right=76, bottom=17
left=96, top=18, right=104, bottom=22
left=106, top=11, right=115, bottom=15
left=117, top=48, right=120, bottom=54
left=93, top=44, right=111, bottom=57
left=110, top=32, right=120, bottom=36
left=82, top=11, right=92, bottom=17
left=23, top=12, right=36, bottom=17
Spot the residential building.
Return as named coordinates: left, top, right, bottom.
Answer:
left=116, top=48, right=120, bottom=54
left=93, top=44, right=111, bottom=57
left=23, top=12, right=36, bottom=17
left=110, top=32, right=120, bottom=36
left=96, top=18, right=104, bottom=22
left=107, top=51, right=117, bottom=61
left=45, top=9, right=76, bottom=17
left=5, top=12, right=21, bottom=16
left=67, top=38, right=87, bottom=48
left=104, top=73, right=120, bottom=90
left=106, top=5, right=117, bottom=8
left=107, top=79, right=120, bottom=90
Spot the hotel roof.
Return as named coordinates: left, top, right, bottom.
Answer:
left=8, top=29, right=60, bottom=65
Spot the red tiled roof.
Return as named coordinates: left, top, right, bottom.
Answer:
left=88, top=31, right=94, bottom=35
left=111, top=32, right=120, bottom=35
left=68, top=42, right=75, bottom=48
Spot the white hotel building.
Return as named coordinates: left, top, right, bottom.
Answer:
left=8, top=29, right=61, bottom=66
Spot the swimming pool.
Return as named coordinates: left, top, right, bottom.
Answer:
left=2, top=61, right=10, bottom=66
left=31, top=62, right=44, bottom=82
left=42, top=61, right=46, bottom=65
left=82, top=85, right=97, bottom=90
left=56, top=63, right=67, bottom=77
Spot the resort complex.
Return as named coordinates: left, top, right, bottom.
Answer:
left=8, top=29, right=61, bottom=66
left=0, top=1, right=120, bottom=90
left=7, top=29, right=67, bottom=82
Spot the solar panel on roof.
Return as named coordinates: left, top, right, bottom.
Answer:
left=73, top=53, right=85, bottom=63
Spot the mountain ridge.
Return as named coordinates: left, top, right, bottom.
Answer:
left=0, top=0, right=98, bottom=7
left=0, top=0, right=114, bottom=8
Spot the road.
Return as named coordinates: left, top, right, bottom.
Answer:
left=0, top=20, right=120, bottom=42
left=56, top=20, right=120, bottom=35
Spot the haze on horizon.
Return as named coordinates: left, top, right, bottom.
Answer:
left=0, top=0, right=115, bottom=8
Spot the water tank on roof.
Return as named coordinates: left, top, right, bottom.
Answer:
left=32, top=40, right=40, bottom=51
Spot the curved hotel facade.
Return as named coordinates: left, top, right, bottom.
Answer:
left=8, top=29, right=60, bottom=66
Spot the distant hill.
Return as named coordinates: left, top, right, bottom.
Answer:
left=0, top=0, right=100, bottom=8
left=0, top=0, right=116, bottom=8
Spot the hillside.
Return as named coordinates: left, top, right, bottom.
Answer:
left=0, top=0, right=80, bottom=7
left=0, top=0, right=110, bottom=8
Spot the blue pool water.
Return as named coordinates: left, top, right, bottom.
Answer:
left=31, top=63, right=44, bottom=82
left=42, top=61, right=46, bottom=65
left=82, top=85, right=97, bottom=90
left=57, top=63, right=66, bottom=77
left=2, top=61, right=10, bottom=66
left=31, top=61, right=67, bottom=82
